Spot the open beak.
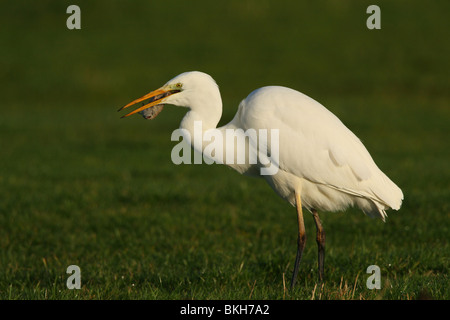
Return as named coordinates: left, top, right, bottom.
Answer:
left=118, top=87, right=180, bottom=118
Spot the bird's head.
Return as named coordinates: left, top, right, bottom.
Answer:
left=118, top=71, right=221, bottom=120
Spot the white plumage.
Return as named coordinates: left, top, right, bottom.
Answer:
left=235, top=85, right=403, bottom=220
left=119, top=71, right=403, bottom=288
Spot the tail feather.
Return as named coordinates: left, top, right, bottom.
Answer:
left=322, top=176, right=403, bottom=221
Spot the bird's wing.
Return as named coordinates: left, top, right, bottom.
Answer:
left=237, top=86, right=402, bottom=211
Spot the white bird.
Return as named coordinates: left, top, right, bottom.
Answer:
left=119, top=71, right=403, bottom=288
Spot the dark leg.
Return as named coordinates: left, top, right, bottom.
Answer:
left=290, top=191, right=306, bottom=290
left=312, top=209, right=325, bottom=282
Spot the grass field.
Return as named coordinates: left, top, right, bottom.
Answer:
left=0, top=1, right=449, bottom=300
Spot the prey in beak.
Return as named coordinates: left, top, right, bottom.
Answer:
left=118, top=87, right=181, bottom=119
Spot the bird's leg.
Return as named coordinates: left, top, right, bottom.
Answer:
left=312, top=209, right=325, bottom=282
left=290, top=191, right=306, bottom=290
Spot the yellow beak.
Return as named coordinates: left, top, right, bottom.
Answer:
left=118, top=87, right=178, bottom=118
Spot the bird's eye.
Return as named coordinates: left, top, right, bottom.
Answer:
left=176, top=83, right=182, bottom=89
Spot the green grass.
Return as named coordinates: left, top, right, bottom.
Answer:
left=0, top=1, right=449, bottom=299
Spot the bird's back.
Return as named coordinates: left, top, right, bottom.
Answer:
left=234, top=86, right=403, bottom=220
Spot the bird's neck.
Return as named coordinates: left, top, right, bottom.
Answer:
left=179, top=108, right=257, bottom=175
left=179, top=87, right=223, bottom=148
left=179, top=109, right=221, bottom=156
left=180, top=109, right=220, bottom=134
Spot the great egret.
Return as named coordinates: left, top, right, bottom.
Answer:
left=119, top=71, right=403, bottom=289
